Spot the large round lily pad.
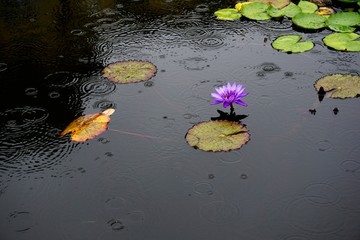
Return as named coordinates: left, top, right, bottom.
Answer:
left=314, top=74, right=360, bottom=99
left=248, top=0, right=290, bottom=9
left=240, top=2, right=272, bottom=20
left=102, top=60, right=157, bottom=84
left=323, top=32, right=360, bottom=51
left=272, top=35, right=314, bottom=53
left=326, top=12, right=360, bottom=33
left=185, top=120, right=250, bottom=152
left=292, top=13, right=327, bottom=29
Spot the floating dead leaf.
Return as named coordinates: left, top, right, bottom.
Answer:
left=185, top=120, right=250, bottom=152
left=314, top=74, right=360, bottom=99
left=102, top=60, right=157, bottom=84
left=60, top=108, right=115, bottom=142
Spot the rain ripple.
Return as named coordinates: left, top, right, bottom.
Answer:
left=79, top=76, right=116, bottom=97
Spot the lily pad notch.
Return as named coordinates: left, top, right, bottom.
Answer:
left=185, top=120, right=250, bottom=152
left=314, top=73, right=360, bottom=99
left=102, top=60, right=157, bottom=84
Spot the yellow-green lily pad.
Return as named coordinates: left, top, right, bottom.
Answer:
left=102, top=60, right=157, bottom=84
left=292, top=13, right=327, bottom=29
left=298, top=0, right=318, bottom=13
left=323, top=32, right=360, bottom=51
left=314, top=74, right=360, bottom=99
left=240, top=2, right=272, bottom=20
left=326, top=12, right=360, bottom=33
left=272, top=35, right=314, bottom=53
left=185, top=120, right=250, bottom=152
left=214, top=8, right=242, bottom=20
left=248, top=0, right=290, bottom=9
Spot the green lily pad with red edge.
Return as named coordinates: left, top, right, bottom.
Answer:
left=292, top=13, right=327, bottom=29
left=326, top=12, right=360, bottom=33
left=185, top=120, right=250, bottom=152
left=282, top=2, right=302, bottom=17
left=248, top=0, right=290, bottom=9
left=298, top=0, right=318, bottom=13
left=102, top=60, right=157, bottom=84
left=323, top=32, right=360, bottom=51
left=314, top=74, right=360, bottom=99
left=214, top=8, right=242, bottom=20
left=240, top=2, right=272, bottom=20
left=272, top=35, right=314, bottom=53
left=60, top=109, right=115, bottom=142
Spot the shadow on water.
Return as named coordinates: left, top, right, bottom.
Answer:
left=0, top=0, right=360, bottom=239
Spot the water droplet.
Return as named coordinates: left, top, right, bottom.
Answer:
left=240, top=174, right=248, bottom=180
left=193, top=182, right=214, bottom=195
left=80, top=76, right=116, bottom=96
left=144, top=81, right=154, bottom=87
left=208, top=173, right=215, bottom=179
left=199, top=36, right=224, bottom=48
left=317, top=140, right=332, bottom=152
left=24, top=88, right=38, bottom=97
left=48, top=91, right=60, bottom=99
left=0, top=63, right=8, bottom=72
left=70, top=29, right=86, bottom=36
left=107, top=219, right=125, bottom=231
left=340, top=160, right=360, bottom=173
left=93, top=99, right=116, bottom=110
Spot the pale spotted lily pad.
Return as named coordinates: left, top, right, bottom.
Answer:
left=272, top=35, right=314, bottom=53
left=185, top=120, right=250, bottom=152
left=102, top=60, right=157, bottom=84
left=314, top=74, right=360, bottom=99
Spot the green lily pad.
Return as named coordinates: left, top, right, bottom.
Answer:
left=240, top=2, right=272, bottom=20
left=298, top=0, right=318, bottom=13
left=272, top=35, right=314, bottom=53
left=102, top=60, right=157, bottom=84
left=214, top=8, right=242, bottom=20
left=267, top=5, right=285, bottom=17
left=323, top=32, right=360, bottom=51
left=282, top=2, right=302, bottom=18
left=314, top=74, right=360, bottom=99
left=326, top=12, right=360, bottom=32
left=185, top=120, right=250, bottom=152
left=248, top=0, right=290, bottom=9
left=292, top=13, right=327, bottom=29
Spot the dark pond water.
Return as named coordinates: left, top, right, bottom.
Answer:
left=1, top=0, right=360, bottom=239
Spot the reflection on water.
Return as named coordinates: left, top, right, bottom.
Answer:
left=1, top=0, right=360, bottom=239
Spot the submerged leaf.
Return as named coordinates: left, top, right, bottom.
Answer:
left=185, top=120, right=250, bottom=152
left=314, top=74, right=360, bottom=99
left=214, top=8, right=242, bottom=20
left=323, top=32, right=360, bottom=51
left=272, top=35, right=314, bottom=53
left=60, top=109, right=115, bottom=142
left=102, top=60, right=157, bottom=84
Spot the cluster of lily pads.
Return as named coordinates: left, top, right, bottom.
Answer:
left=215, top=0, right=360, bottom=52
left=62, top=60, right=360, bottom=151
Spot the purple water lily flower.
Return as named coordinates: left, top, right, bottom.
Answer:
left=211, top=82, right=249, bottom=110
